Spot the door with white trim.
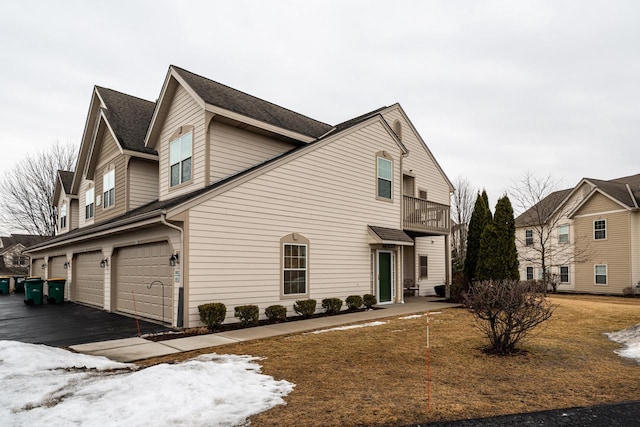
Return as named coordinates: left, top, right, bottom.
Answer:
left=377, top=250, right=395, bottom=304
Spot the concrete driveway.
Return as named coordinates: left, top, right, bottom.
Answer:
left=0, top=293, right=170, bottom=347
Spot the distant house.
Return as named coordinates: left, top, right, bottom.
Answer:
left=0, top=234, right=47, bottom=275
left=26, top=65, right=453, bottom=327
left=515, top=173, right=640, bottom=295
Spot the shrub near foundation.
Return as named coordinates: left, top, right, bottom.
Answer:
left=345, top=295, right=363, bottom=311
left=198, top=302, right=226, bottom=331
left=265, top=305, right=287, bottom=322
left=321, top=298, right=343, bottom=315
left=293, top=299, right=317, bottom=318
left=234, top=304, right=260, bottom=327
left=363, top=294, right=377, bottom=309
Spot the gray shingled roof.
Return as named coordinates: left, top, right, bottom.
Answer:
left=368, top=225, right=414, bottom=243
left=172, top=66, right=332, bottom=139
left=515, top=189, right=573, bottom=227
left=96, top=86, right=157, bottom=155
left=58, top=170, right=74, bottom=194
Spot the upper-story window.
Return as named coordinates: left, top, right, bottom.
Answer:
left=59, top=203, right=67, bottom=229
left=376, top=153, right=393, bottom=200
left=170, top=132, right=192, bottom=187
left=525, top=229, right=533, bottom=246
left=594, top=219, right=606, bottom=240
left=558, top=224, right=569, bottom=244
left=103, top=169, right=115, bottom=208
left=85, top=187, right=95, bottom=219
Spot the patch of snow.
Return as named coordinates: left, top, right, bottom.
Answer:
left=0, top=340, right=294, bottom=426
left=605, top=323, right=640, bottom=363
left=399, top=312, right=442, bottom=320
left=307, top=321, right=388, bottom=334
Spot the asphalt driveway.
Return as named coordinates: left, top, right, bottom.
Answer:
left=0, top=293, right=170, bottom=347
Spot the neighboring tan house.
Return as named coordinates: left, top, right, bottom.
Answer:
left=0, top=234, right=47, bottom=276
left=515, top=173, right=640, bottom=295
left=26, top=65, right=453, bottom=327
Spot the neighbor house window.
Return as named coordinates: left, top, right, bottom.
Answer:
left=558, top=224, right=569, bottom=244
left=12, top=256, right=26, bottom=265
left=419, top=255, right=428, bottom=279
left=170, top=132, right=192, bottom=187
left=526, top=267, right=534, bottom=281
left=594, top=220, right=606, bottom=240
left=59, top=203, right=67, bottom=229
left=103, top=169, right=115, bottom=208
left=376, top=155, right=393, bottom=200
left=525, top=229, right=533, bottom=246
left=595, top=264, right=607, bottom=285
left=85, top=187, right=95, bottom=219
left=560, top=266, right=569, bottom=283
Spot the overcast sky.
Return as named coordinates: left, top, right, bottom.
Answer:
left=1, top=0, right=639, bottom=213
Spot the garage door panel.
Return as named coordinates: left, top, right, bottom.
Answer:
left=115, top=242, right=173, bottom=323
left=75, top=252, right=104, bottom=307
left=49, top=256, right=66, bottom=280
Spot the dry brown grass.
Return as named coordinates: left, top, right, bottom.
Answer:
left=141, top=295, right=640, bottom=426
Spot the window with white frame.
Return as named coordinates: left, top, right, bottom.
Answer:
left=560, top=266, right=569, bottom=283
left=595, top=264, right=607, bottom=285
left=85, top=187, right=95, bottom=219
left=170, top=132, right=192, bottom=187
left=558, top=224, right=569, bottom=244
left=377, top=156, right=393, bottom=200
left=59, top=203, right=67, bottom=229
left=103, top=169, right=115, bottom=208
left=283, top=243, right=307, bottom=295
left=12, top=255, right=26, bottom=265
left=594, top=219, right=606, bottom=240
left=526, top=266, right=534, bottom=281
left=525, top=229, right=533, bottom=246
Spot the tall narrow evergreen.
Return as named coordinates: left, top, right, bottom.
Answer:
left=463, top=191, right=491, bottom=283
left=475, top=223, right=499, bottom=281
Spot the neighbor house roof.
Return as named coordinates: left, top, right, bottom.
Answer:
left=515, top=189, right=573, bottom=228
left=0, top=234, right=47, bottom=253
left=367, top=226, right=414, bottom=246
left=172, top=66, right=333, bottom=139
left=95, top=86, right=157, bottom=154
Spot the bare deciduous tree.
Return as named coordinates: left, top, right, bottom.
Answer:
left=450, top=175, right=476, bottom=269
left=464, top=280, right=556, bottom=355
left=509, top=171, right=591, bottom=294
left=0, top=141, right=77, bottom=236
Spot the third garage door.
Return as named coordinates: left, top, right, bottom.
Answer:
left=115, top=242, right=173, bottom=323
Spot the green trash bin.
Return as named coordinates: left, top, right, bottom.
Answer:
left=46, top=278, right=66, bottom=304
left=24, top=277, right=44, bottom=305
left=0, top=276, right=9, bottom=295
left=13, top=276, right=25, bottom=293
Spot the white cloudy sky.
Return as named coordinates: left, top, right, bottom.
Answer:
left=1, top=0, right=639, bottom=210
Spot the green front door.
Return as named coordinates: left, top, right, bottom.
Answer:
left=378, top=251, right=392, bottom=303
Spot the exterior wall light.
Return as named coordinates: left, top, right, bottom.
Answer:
left=41, top=263, right=46, bottom=270
left=169, top=253, right=179, bottom=266
left=100, top=258, right=109, bottom=268
left=63, top=261, right=70, bottom=269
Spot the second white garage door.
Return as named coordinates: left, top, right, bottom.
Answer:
left=115, top=242, right=173, bottom=323
left=74, top=251, right=104, bottom=307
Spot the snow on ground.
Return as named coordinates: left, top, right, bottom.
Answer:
left=606, top=323, right=640, bottom=363
left=307, top=321, right=387, bottom=334
left=0, top=340, right=294, bottom=427
left=399, top=311, right=442, bottom=320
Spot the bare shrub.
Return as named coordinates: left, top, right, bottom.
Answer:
left=464, top=280, right=556, bottom=355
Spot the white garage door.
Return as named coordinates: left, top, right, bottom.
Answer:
left=31, top=258, right=44, bottom=276
left=74, top=251, right=104, bottom=307
left=49, top=256, right=67, bottom=280
left=115, top=242, right=173, bottom=323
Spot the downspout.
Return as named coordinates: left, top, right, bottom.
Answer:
left=400, top=149, right=410, bottom=303
left=161, top=213, right=184, bottom=328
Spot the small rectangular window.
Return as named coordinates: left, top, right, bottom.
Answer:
left=419, top=255, right=428, bottom=279
left=283, top=243, right=307, bottom=295
left=525, top=230, right=533, bottom=246
left=103, top=169, right=115, bottom=208
left=419, top=189, right=427, bottom=200
left=560, top=266, right=569, bottom=283
left=59, top=203, right=67, bottom=229
left=595, top=264, right=607, bottom=285
left=558, top=224, right=569, bottom=244
left=170, top=132, right=193, bottom=187
left=377, top=157, right=392, bottom=199
left=526, top=266, right=534, bottom=281
left=594, top=220, right=606, bottom=240
left=85, top=187, right=95, bottom=219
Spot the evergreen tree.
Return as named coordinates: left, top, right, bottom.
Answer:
left=475, top=223, right=499, bottom=281
left=463, top=191, right=491, bottom=284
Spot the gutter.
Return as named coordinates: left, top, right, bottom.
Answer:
left=161, top=212, right=185, bottom=328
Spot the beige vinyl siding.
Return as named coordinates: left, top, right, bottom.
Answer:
left=79, top=179, right=95, bottom=228
left=185, top=121, right=403, bottom=326
left=209, top=120, right=296, bottom=183
left=70, top=199, right=79, bottom=231
left=631, top=212, right=640, bottom=288
left=414, top=236, right=446, bottom=295
left=573, top=193, right=630, bottom=294
left=158, top=84, right=205, bottom=201
left=382, top=109, right=450, bottom=205
left=128, top=158, right=159, bottom=210
left=94, top=155, right=127, bottom=223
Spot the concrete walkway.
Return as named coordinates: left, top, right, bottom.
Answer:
left=70, top=297, right=459, bottom=362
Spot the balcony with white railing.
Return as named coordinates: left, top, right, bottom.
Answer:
left=403, top=195, right=450, bottom=234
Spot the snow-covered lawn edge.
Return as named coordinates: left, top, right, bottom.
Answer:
left=605, top=323, right=640, bottom=363
left=306, top=321, right=388, bottom=334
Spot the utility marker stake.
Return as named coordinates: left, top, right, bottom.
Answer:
left=132, top=289, right=141, bottom=336
left=426, top=311, right=431, bottom=412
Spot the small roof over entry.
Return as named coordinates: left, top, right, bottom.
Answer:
left=367, top=226, right=414, bottom=246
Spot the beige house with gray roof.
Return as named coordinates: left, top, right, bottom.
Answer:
left=516, top=173, right=640, bottom=295
left=27, top=65, right=453, bottom=327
